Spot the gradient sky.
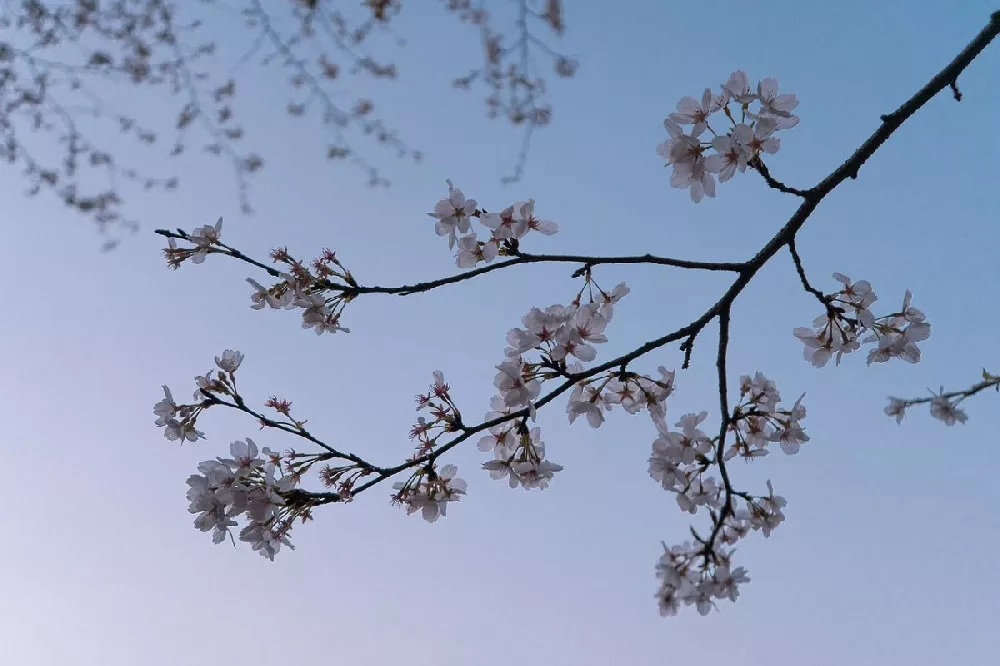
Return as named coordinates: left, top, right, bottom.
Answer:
left=3, top=2, right=999, bottom=665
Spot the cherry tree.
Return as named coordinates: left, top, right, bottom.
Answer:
left=152, top=12, right=1000, bottom=618
left=0, top=0, right=571, bottom=242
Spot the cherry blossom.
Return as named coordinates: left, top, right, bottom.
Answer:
left=566, top=383, right=609, bottom=428
left=494, top=358, right=541, bottom=408
left=189, top=218, right=223, bottom=264
left=735, top=118, right=780, bottom=157
left=456, top=234, right=499, bottom=268
left=215, top=349, right=244, bottom=373
left=482, top=425, right=563, bottom=491
left=153, top=386, right=178, bottom=427
left=184, top=437, right=299, bottom=559
left=723, top=70, right=756, bottom=105
left=792, top=274, right=930, bottom=369
left=429, top=180, right=477, bottom=248
left=929, top=395, right=968, bottom=426
left=884, top=397, right=907, bottom=423
left=659, top=71, right=798, bottom=201
left=756, top=77, right=800, bottom=127
left=223, top=438, right=264, bottom=478
left=481, top=204, right=527, bottom=240
left=710, top=134, right=749, bottom=182
left=598, top=282, right=630, bottom=322
left=519, top=200, right=559, bottom=236
left=247, top=278, right=293, bottom=310
left=670, top=150, right=718, bottom=203
left=668, top=88, right=719, bottom=136
left=425, top=184, right=561, bottom=266
left=392, top=464, right=468, bottom=522
left=511, top=457, right=564, bottom=490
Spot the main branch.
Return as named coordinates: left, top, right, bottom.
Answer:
left=283, top=9, right=1000, bottom=505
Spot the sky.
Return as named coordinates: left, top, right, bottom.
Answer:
left=2, top=1, right=999, bottom=665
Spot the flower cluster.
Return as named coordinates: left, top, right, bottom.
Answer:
left=648, top=373, right=803, bottom=615
left=154, top=385, right=206, bottom=443
left=476, top=275, right=632, bottom=490
left=186, top=438, right=301, bottom=560
left=658, top=72, right=799, bottom=201
left=429, top=180, right=558, bottom=267
left=500, top=275, right=628, bottom=392
left=245, top=247, right=354, bottom=335
left=391, top=463, right=468, bottom=522
left=505, top=283, right=627, bottom=362
left=565, top=366, right=675, bottom=431
left=729, top=372, right=809, bottom=458
left=793, top=274, right=930, bottom=368
left=163, top=223, right=357, bottom=336
left=653, top=480, right=788, bottom=616
left=163, top=218, right=224, bottom=267
left=481, top=418, right=564, bottom=490
left=409, top=371, right=464, bottom=457
left=153, top=349, right=248, bottom=442
left=655, top=541, right=750, bottom=616
left=155, top=349, right=330, bottom=558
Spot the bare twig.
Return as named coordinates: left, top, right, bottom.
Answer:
left=786, top=236, right=842, bottom=322
left=749, top=157, right=810, bottom=197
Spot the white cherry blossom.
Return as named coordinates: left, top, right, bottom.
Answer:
left=669, top=88, right=719, bottom=136
left=756, top=77, right=799, bottom=125
left=930, top=395, right=968, bottom=426
left=494, top=358, right=541, bottom=408
left=215, top=349, right=244, bottom=373
left=153, top=386, right=177, bottom=427
left=429, top=180, right=477, bottom=248
left=189, top=218, right=223, bottom=263
left=885, top=397, right=907, bottom=423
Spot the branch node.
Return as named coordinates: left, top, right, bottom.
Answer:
left=950, top=80, right=963, bottom=101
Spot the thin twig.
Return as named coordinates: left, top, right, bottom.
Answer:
left=786, top=237, right=839, bottom=320
left=204, top=392, right=382, bottom=471
left=749, top=157, right=809, bottom=197
left=155, top=228, right=748, bottom=293
left=702, top=306, right=734, bottom=559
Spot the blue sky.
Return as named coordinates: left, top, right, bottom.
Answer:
left=2, top=2, right=999, bottom=665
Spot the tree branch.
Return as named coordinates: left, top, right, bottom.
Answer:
left=749, top=157, right=809, bottom=197
left=164, top=11, right=1000, bottom=528
left=155, top=227, right=747, bottom=294
left=787, top=236, right=836, bottom=317
left=202, top=392, right=382, bottom=472
left=702, top=306, right=734, bottom=559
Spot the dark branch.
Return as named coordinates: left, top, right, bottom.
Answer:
left=860, top=11, right=1000, bottom=181
left=787, top=237, right=835, bottom=316
left=366, top=251, right=746, bottom=296
left=702, top=306, right=734, bottom=558
left=749, top=157, right=809, bottom=197
left=894, top=371, right=1000, bottom=408
left=155, top=227, right=747, bottom=294
left=203, top=392, right=382, bottom=472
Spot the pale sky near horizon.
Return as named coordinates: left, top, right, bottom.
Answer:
left=2, top=2, right=999, bottom=665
